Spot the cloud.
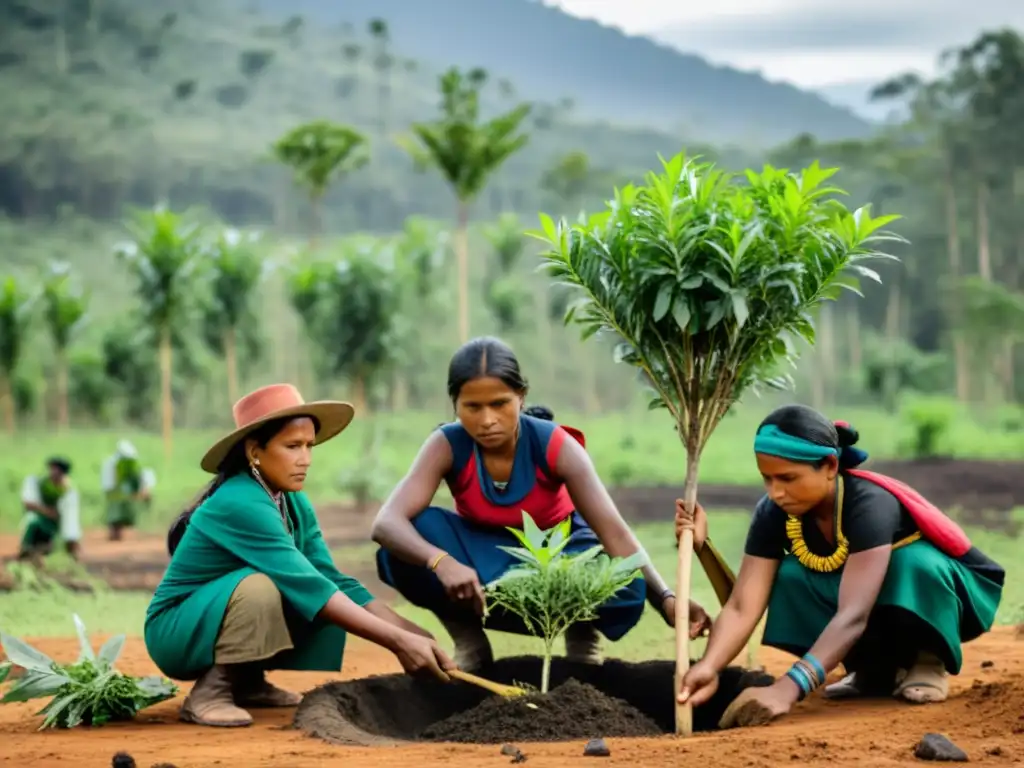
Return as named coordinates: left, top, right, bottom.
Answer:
left=652, top=0, right=1024, bottom=53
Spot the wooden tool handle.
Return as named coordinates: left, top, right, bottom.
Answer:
left=448, top=668, right=527, bottom=697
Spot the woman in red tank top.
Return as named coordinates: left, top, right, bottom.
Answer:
left=373, top=337, right=710, bottom=671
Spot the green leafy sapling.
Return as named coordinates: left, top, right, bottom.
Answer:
left=484, top=511, right=646, bottom=693
left=0, top=614, right=178, bottom=729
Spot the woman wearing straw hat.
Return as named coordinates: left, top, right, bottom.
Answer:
left=145, top=384, right=454, bottom=728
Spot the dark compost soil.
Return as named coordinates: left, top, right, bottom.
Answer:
left=293, top=655, right=775, bottom=745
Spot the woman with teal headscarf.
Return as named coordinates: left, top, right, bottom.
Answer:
left=676, top=404, right=1004, bottom=729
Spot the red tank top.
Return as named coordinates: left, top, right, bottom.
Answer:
left=440, top=415, right=584, bottom=529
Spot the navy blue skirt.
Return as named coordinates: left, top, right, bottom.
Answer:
left=375, top=506, right=647, bottom=642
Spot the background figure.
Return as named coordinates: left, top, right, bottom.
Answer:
left=18, top=457, right=81, bottom=561
left=101, top=440, right=157, bottom=541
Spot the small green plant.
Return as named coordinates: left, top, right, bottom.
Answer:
left=484, top=511, right=645, bottom=693
left=899, top=396, right=956, bottom=458
left=0, top=614, right=177, bottom=729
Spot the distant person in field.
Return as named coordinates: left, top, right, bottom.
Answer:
left=677, top=404, right=1004, bottom=728
left=18, top=457, right=81, bottom=562
left=372, top=336, right=711, bottom=672
left=101, top=439, right=156, bottom=541
left=146, top=384, right=452, bottom=728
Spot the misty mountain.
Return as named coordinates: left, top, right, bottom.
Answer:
left=251, top=0, right=872, bottom=146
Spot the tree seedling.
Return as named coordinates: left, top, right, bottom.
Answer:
left=485, top=511, right=645, bottom=694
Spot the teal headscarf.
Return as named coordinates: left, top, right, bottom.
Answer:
left=753, top=422, right=869, bottom=467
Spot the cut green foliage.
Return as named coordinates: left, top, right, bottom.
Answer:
left=0, top=614, right=177, bottom=729
left=485, top=511, right=645, bottom=693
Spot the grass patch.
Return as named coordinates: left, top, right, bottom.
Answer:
left=6, top=402, right=1024, bottom=534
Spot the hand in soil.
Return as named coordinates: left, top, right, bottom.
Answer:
left=391, top=632, right=455, bottom=681
left=678, top=659, right=719, bottom=706
left=674, top=499, right=707, bottom=550
left=434, top=557, right=487, bottom=616
left=717, top=680, right=798, bottom=729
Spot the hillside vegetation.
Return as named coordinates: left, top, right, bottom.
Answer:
left=259, top=0, right=871, bottom=144
left=0, top=0, right=771, bottom=234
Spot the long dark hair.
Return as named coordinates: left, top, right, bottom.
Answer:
left=446, top=336, right=528, bottom=404
left=758, top=404, right=868, bottom=470
left=166, top=415, right=320, bottom=555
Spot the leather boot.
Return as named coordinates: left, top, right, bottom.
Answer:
left=565, top=623, right=603, bottom=665
left=233, top=666, right=302, bottom=708
left=440, top=616, right=493, bottom=671
left=179, top=665, right=253, bottom=727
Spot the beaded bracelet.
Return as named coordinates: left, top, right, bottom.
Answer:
left=785, top=653, right=827, bottom=701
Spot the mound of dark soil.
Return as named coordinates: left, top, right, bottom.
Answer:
left=294, top=655, right=774, bottom=745
left=419, top=678, right=662, bottom=743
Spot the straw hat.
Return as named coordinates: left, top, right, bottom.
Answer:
left=201, top=384, right=354, bottom=473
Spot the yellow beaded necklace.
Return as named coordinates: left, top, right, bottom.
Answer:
left=785, top=475, right=849, bottom=573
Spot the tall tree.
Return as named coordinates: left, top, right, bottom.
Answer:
left=287, top=241, right=398, bottom=412
left=41, top=262, right=88, bottom=430
left=202, top=228, right=267, bottom=405
left=272, top=120, right=369, bottom=243
left=117, top=207, right=204, bottom=461
left=399, top=67, right=531, bottom=341
left=0, top=277, right=34, bottom=434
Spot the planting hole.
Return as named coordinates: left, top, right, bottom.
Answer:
left=294, top=656, right=774, bottom=745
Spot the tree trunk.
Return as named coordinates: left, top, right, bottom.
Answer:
left=160, top=327, right=174, bottom=463
left=57, top=348, right=69, bottom=431
left=977, top=182, right=991, bottom=280
left=883, top=279, right=901, bottom=411
left=674, top=445, right=700, bottom=737
left=351, top=375, right=367, bottom=415
left=455, top=200, right=471, bottom=343
left=0, top=374, right=14, bottom=434
left=224, top=327, right=239, bottom=406
left=846, top=305, right=861, bottom=371
left=944, top=168, right=969, bottom=402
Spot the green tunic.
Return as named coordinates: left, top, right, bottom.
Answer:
left=144, top=474, right=373, bottom=680
left=106, top=457, right=145, bottom=526
left=20, top=476, right=66, bottom=551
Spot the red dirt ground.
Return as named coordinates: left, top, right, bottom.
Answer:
left=2, top=629, right=1022, bottom=768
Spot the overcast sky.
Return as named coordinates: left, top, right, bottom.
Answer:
left=551, top=0, right=1024, bottom=88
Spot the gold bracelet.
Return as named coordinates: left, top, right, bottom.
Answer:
left=429, top=552, right=449, bottom=571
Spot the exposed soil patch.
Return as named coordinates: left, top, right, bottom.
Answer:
left=2, top=632, right=1023, bottom=766
left=294, top=656, right=774, bottom=745
left=619, top=458, right=1024, bottom=535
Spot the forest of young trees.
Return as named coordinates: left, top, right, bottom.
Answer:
left=1, top=1, right=1023, bottom=444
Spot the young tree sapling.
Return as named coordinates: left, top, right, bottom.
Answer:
left=533, top=151, right=903, bottom=734
left=485, top=511, right=645, bottom=694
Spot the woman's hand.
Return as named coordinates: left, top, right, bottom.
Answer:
left=678, top=658, right=719, bottom=706
left=674, top=499, right=707, bottom=551
left=659, top=597, right=712, bottom=639
left=716, top=679, right=800, bottom=729
left=433, top=556, right=487, bottom=616
left=389, top=631, right=456, bottom=681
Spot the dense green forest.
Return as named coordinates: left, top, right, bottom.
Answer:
left=1, top=0, right=1023, bottom=440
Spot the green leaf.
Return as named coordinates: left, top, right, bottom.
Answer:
left=0, top=661, right=10, bottom=684
left=97, top=636, right=126, bottom=669
left=0, top=632, right=57, bottom=674
left=652, top=283, right=673, bottom=321
left=671, top=300, right=691, bottom=332
left=729, top=290, right=749, bottom=329
left=71, top=615, right=95, bottom=663
left=520, top=511, right=546, bottom=552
